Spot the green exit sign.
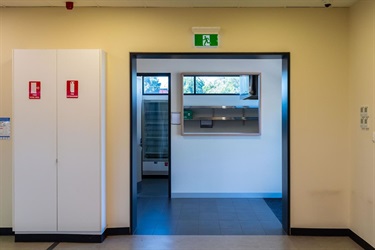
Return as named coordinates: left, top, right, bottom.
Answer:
left=194, top=34, right=219, bottom=47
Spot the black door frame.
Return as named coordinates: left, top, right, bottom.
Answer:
left=130, top=52, right=290, bottom=234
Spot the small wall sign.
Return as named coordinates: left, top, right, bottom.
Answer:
left=66, top=80, right=78, bottom=98
left=192, top=27, right=220, bottom=48
left=194, top=34, right=219, bottom=47
left=29, top=81, right=41, bottom=99
left=0, top=117, right=10, bottom=140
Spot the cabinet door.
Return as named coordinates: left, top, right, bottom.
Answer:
left=56, top=50, right=104, bottom=232
left=13, top=50, right=57, bottom=231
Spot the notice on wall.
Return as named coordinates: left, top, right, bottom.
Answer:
left=29, top=81, right=41, bottom=99
left=194, top=34, right=219, bottom=47
left=0, top=118, right=10, bottom=140
left=171, top=112, right=181, bottom=125
left=66, top=80, right=79, bottom=98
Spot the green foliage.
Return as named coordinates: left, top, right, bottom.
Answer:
left=183, top=76, right=239, bottom=94
left=183, top=76, right=194, bottom=94
left=195, top=77, right=205, bottom=94
left=144, top=77, right=161, bottom=94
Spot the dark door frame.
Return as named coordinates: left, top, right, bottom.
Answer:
left=130, top=52, right=290, bottom=234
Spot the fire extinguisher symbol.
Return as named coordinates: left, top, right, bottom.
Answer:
left=67, top=80, right=78, bottom=98
left=31, top=82, right=37, bottom=93
left=70, top=81, right=75, bottom=93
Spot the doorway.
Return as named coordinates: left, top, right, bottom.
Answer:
left=136, top=73, right=171, bottom=199
left=130, top=53, right=290, bottom=235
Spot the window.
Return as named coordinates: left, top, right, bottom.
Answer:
left=181, top=73, right=261, bottom=135
left=183, top=75, right=240, bottom=94
left=139, top=74, right=170, bottom=95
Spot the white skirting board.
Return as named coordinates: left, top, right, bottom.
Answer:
left=171, top=193, right=282, bottom=198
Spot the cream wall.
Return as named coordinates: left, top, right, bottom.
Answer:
left=349, top=0, right=375, bottom=246
left=0, top=7, right=350, bottom=229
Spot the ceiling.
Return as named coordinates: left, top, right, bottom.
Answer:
left=0, top=0, right=359, bottom=8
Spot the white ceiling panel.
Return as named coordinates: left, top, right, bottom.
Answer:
left=0, top=0, right=359, bottom=8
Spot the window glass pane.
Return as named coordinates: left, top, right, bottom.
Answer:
left=196, top=76, right=239, bottom=94
left=143, top=76, right=169, bottom=94
left=183, top=76, right=194, bottom=94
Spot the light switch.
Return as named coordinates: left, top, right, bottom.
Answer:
left=360, top=105, right=370, bottom=130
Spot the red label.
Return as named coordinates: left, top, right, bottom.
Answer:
left=29, top=81, right=41, bottom=99
left=66, top=80, right=78, bottom=98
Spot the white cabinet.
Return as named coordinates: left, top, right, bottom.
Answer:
left=13, top=50, right=58, bottom=233
left=13, top=49, right=106, bottom=239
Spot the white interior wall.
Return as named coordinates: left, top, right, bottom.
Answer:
left=138, top=58, right=282, bottom=197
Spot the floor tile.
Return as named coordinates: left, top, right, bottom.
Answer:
left=219, top=220, right=241, bottom=228
left=0, top=236, right=53, bottom=250
left=217, top=205, right=236, bottom=212
left=220, top=227, right=244, bottom=235
left=153, top=224, right=178, bottom=235
left=237, top=211, right=257, bottom=220
left=199, top=211, right=219, bottom=220
left=199, top=220, right=220, bottom=227
left=176, top=226, right=199, bottom=235
left=0, top=235, right=364, bottom=250
left=199, top=205, right=218, bottom=212
left=199, top=227, right=222, bottom=235
left=179, top=211, right=200, bottom=220
left=218, top=211, right=238, bottom=220
left=177, top=220, right=199, bottom=228
left=136, top=179, right=285, bottom=236
left=241, top=226, right=266, bottom=235
left=134, top=226, right=156, bottom=235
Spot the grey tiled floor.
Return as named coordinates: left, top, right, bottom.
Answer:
left=0, top=235, right=364, bottom=249
left=136, top=197, right=285, bottom=235
left=136, top=178, right=284, bottom=235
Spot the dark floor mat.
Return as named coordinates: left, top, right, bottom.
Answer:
left=263, top=198, right=282, bottom=224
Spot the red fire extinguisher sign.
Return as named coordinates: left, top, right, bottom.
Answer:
left=29, top=81, right=41, bottom=99
left=66, top=80, right=78, bottom=98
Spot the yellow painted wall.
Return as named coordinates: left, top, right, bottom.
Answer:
left=349, top=0, right=375, bottom=246
left=0, top=7, right=350, bottom=229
